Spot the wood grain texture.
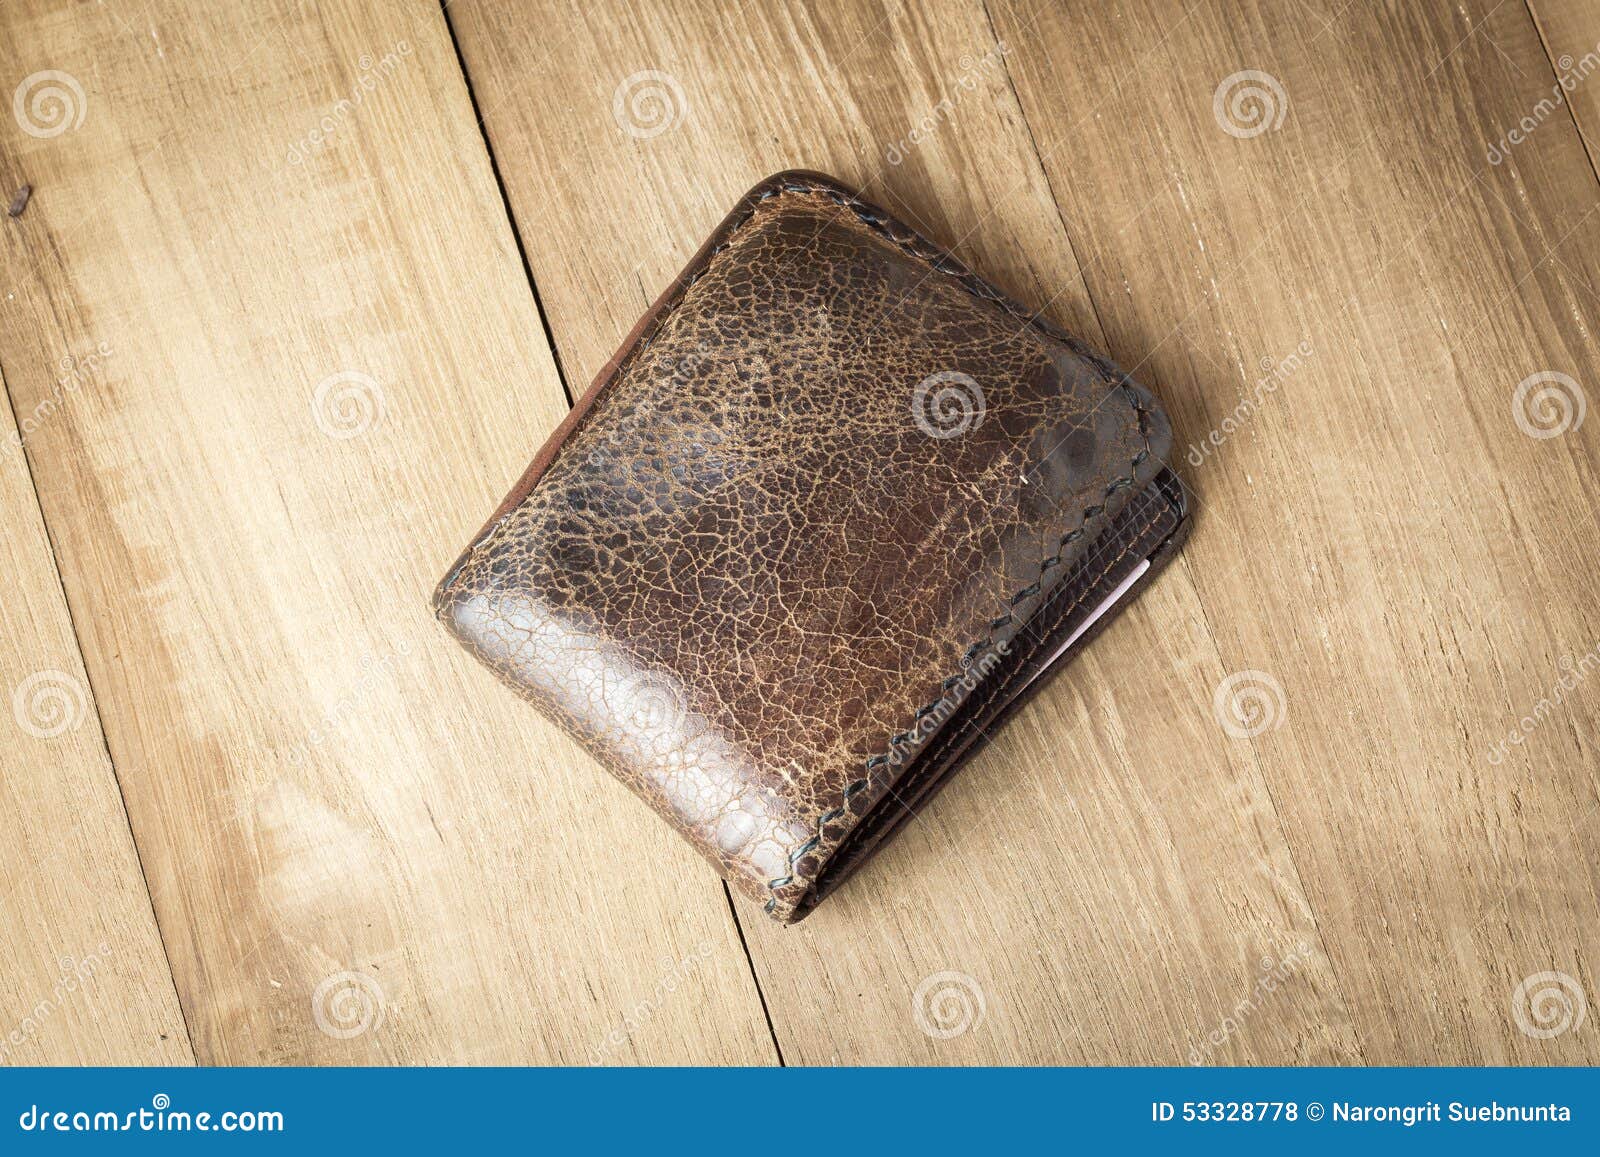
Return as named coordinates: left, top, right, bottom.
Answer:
left=447, top=0, right=1357, bottom=1064
left=0, top=0, right=772, bottom=1064
left=0, top=370, right=191, bottom=1065
left=1530, top=0, right=1600, bottom=172
left=986, top=0, right=1600, bottom=1062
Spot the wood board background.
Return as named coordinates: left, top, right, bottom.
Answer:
left=1, top=0, right=1597, bottom=1065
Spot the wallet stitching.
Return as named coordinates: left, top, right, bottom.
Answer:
left=797, top=497, right=1172, bottom=907
left=764, top=479, right=1164, bottom=914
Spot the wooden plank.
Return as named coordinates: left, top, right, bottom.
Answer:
left=1529, top=0, right=1600, bottom=172
left=448, top=0, right=1358, bottom=1062
left=988, top=0, right=1600, bottom=1062
left=0, top=369, right=191, bottom=1065
left=0, top=0, right=772, bottom=1063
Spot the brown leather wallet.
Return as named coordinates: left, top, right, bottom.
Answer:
left=434, top=171, right=1190, bottom=923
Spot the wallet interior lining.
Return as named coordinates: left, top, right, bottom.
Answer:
left=802, top=469, right=1187, bottom=914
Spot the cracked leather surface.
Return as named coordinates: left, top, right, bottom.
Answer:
left=433, top=171, right=1179, bottom=922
